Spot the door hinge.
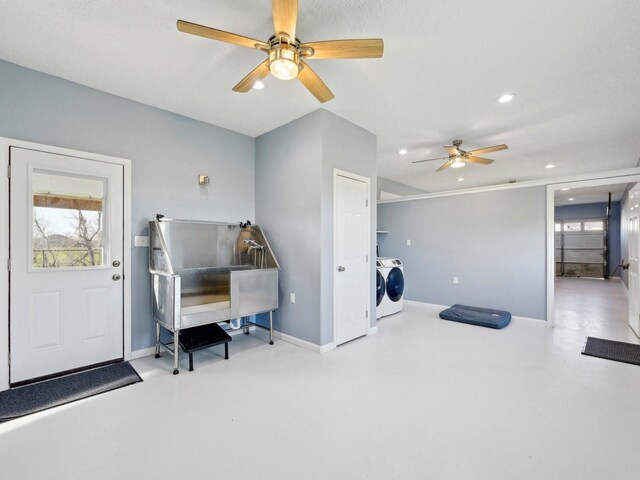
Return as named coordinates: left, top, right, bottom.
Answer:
left=366, top=310, right=369, bottom=318
left=366, top=255, right=368, bottom=262
left=366, top=199, right=369, bottom=207
left=7, top=164, right=10, bottom=178
left=7, top=352, right=10, bottom=367
left=7, top=258, right=10, bottom=272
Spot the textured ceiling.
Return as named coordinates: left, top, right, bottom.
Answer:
left=1, top=0, right=640, bottom=194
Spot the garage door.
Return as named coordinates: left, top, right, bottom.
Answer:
left=555, top=218, right=607, bottom=278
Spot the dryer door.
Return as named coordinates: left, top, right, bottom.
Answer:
left=386, top=267, right=404, bottom=302
left=376, top=270, right=386, bottom=306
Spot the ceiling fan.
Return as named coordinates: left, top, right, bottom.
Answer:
left=412, top=140, right=508, bottom=172
left=176, top=0, right=384, bottom=103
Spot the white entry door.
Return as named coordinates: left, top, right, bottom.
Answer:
left=9, top=147, right=124, bottom=384
left=334, top=171, right=370, bottom=345
left=628, top=184, right=640, bottom=336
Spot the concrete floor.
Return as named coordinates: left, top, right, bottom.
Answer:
left=1, top=300, right=640, bottom=479
left=554, top=276, right=639, bottom=344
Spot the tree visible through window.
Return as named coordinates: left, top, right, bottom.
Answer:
left=31, top=171, right=105, bottom=269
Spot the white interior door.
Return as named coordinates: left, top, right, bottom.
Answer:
left=628, top=185, right=640, bottom=336
left=334, top=172, right=369, bottom=345
left=9, top=147, right=124, bottom=384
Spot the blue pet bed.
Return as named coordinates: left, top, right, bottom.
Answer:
left=439, top=304, right=511, bottom=329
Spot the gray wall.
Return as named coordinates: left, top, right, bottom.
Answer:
left=256, top=110, right=377, bottom=346
left=0, top=60, right=255, bottom=351
left=377, top=187, right=547, bottom=320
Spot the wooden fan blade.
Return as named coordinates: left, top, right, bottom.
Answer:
left=298, top=61, right=334, bottom=103
left=232, top=60, right=270, bottom=93
left=466, top=156, right=494, bottom=165
left=177, top=20, right=268, bottom=50
left=436, top=160, right=451, bottom=172
left=467, top=144, right=508, bottom=156
left=272, top=0, right=298, bottom=40
left=443, top=146, right=461, bottom=156
left=412, top=157, right=448, bottom=164
left=300, top=39, right=384, bottom=59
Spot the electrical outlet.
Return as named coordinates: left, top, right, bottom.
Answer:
left=453, top=276, right=459, bottom=285
left=406, top=239, right=411, bottom=246
left=290, top=293, right=296, bottom=304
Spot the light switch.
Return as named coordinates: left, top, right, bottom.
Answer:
left=134, top=236, right=149, bottom=247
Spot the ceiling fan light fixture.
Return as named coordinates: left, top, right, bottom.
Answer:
left=450, top=156, right=466, bottom=168
left=252, top=80, right=265, bottom=90
left=268, top=47, right=300, bottom=80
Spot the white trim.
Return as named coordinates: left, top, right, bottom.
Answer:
left=131, top=346, right=156, bottom=360
left=379, top=167, right=640, bottom=204
left=367, top=325, right=379, bottom=335
left=0, top=137, right=132, bottom=391
left=333, top=168, right=372, bottom=346
left=545, top=174, right=640, bottom=328
left=272, top=330, right=336, bottom=354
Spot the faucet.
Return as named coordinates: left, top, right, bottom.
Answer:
left=243, top=239, right=267, bottom=268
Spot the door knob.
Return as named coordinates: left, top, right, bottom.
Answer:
left=337, top=266, right=346, bottom=272
left=112, top=260, right=121, bottom=267
left=112, top=274, right=121, bottom=281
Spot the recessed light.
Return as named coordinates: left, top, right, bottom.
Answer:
left=457, top=177, right=464, bottom=182
left=252, top=81, right=265, bottom=90
left=545, top=164, right=555, bottom=169
left=561, top=187, right=570, bottom=191
left=568, top=197, right=574, bottom=201
left=398, top=148, right=408, bottom=155
left=498, top=93, right=514, bottom=103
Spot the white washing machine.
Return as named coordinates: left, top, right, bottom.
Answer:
left=379, top=257, right=404, bottom=317
left=376, top=259, right=387, bottom=319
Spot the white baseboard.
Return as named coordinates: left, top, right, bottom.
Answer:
left=272, top=330, right=335, bottom=354
left=403, top=300, right=545, bottom=322
left=367, top=325, right=379, bottom=335
left=131, top=346, right=156, bottom=360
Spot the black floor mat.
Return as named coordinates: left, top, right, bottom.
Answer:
left=581, top=337, right=640, bottom=366
left=0, top=361, right=142, bottom=422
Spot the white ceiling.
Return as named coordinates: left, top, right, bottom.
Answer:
left=1, top=0, right=640, bottom=194
left=554, top=183, right=628, bottom=207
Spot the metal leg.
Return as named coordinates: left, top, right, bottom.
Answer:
left=189, top=353, right=193, bottom=372
left=244, top=316, right=250, bottom=335
left=155, top=322, right=161, bottom=358
left=173, top=330, right=180, bottom=375
left=224, top=342, right=229, bottom=359
left=269, top=310, right=274, bottom=345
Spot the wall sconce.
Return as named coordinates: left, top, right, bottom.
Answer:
left=198, top=175, right=210, bottom=186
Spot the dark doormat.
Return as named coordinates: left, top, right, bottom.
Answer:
left=581, top=337, right=640, bottom=366
left=0, top=361, right=142, bottom=422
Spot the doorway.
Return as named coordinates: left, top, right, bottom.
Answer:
left=0, top=138, right=132, bottom=391
left=546, top=176, right=640, bottom=343
left=334, top=169, right=370, bottom=346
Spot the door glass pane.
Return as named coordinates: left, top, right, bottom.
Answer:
left=563, top=222, right=582, bottom=232
left=32, top=170, right=106, bottom=269
left=583, top=220, right=604, bottom=231
left=555, top=222, right=561, bottom=232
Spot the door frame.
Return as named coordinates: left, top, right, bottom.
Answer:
left=545, top=173, right=640, bottom=327
left=333, top=168, right=371, bottom=347
left=0, top=137, right=132, bottom=391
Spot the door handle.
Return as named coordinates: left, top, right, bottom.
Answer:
left=337, top=266, right=346, bottom=272
left=112, top=260, right=121, bottom=267
left=112, top=274, right=121, bottom=281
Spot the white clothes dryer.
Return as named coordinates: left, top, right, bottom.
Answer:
left=376, top=259, right=387, bottom=319
left=379, top=257, right=404, bottom=317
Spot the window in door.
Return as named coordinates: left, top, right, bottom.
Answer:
left=31, top=170, right=106, bottom=269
